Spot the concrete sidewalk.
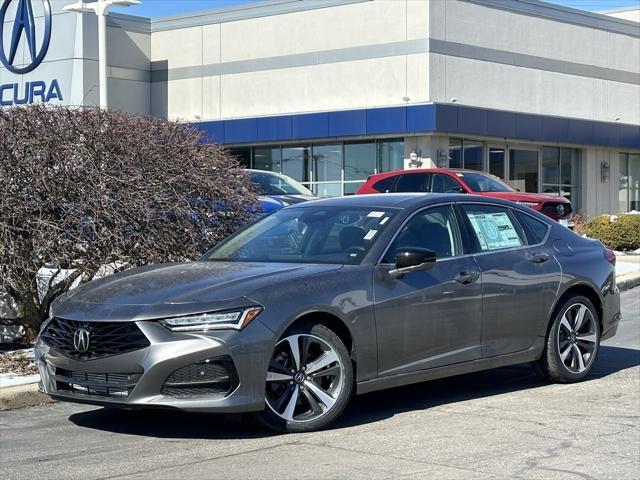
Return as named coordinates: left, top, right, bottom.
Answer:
left=616, top=255, right=640, bottom=291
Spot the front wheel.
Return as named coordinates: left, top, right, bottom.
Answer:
left=535, top=295, right=600, bottom=383
left=258, top=323, right=353, bottom=433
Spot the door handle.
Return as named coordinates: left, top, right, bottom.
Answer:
left=529, top=252, right=550, bottom=264
left=454, top=271, right=479, bottom=285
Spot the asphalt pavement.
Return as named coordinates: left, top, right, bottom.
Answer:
left=1, top=290, right=638, bottom=480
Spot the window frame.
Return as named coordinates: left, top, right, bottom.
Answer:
left=378, top=204, right=464, bottom=265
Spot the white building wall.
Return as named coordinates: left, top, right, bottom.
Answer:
left=150, top=0, right=430, bottom=121
left=428, top=0, right=640, bottom=124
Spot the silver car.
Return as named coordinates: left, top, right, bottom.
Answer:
left=35, top=194, right=621, bottom=432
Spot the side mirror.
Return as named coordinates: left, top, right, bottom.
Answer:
left=389, top=248, right=437, bottom=278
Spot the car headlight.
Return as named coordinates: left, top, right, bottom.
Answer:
left=516, top=201, right=539, bottom=208
left=159, top=307, right=262, bottom=332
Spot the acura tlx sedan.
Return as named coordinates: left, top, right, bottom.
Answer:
left=35, top=194, right=621, bottom=432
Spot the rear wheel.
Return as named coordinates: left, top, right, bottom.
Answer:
left=535, top=295, right=600, bottom=383
left=258, top=323, right=353, bottom=433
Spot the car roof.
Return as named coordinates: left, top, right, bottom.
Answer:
left=370, top=168, right=491, bottom=178
left=290, top=193, right=515, bottom=209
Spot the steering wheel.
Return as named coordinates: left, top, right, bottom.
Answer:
left=345, top=245, right=366, bottom=257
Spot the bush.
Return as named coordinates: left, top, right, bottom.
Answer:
left=0, top=105, right=258, bottom=337
left=578, top=214, right=640, bottom=252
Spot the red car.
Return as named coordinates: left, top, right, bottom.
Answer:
left=356, top=169, right=572, bottom=222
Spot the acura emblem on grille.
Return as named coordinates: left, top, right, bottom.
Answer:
left=73, top=328, right=91, bottom=353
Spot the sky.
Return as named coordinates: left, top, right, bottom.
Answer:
left=111, top=0, right=640, bottom=18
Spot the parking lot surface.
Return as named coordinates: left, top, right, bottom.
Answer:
left=1, top=289, right=638, bottom=480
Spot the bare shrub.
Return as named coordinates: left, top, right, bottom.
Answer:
left=0, top=105, right=258, bottom=337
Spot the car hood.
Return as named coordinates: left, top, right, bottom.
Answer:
left=53, top=262, right=341, bottom=322
left=474, top=191, right=570, bottom=204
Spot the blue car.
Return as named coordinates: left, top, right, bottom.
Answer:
left=246, top=170, right=318, bottom=213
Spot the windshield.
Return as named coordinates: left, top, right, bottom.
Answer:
left=247, top=171, right=312, bottom=196
left=203, top=206, right=396, bottom=265
left=457, top=172, right=515, bottom=192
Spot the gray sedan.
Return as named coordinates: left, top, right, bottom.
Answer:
left=35, top=194, right=621, bottom=432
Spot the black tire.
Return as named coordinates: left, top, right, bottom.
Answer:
left=535, top=295, right=601, bottom=383
left=257, top=323, right=353, bottom=433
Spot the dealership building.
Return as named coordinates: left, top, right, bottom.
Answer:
left=1, top=0, right=639, bottom=217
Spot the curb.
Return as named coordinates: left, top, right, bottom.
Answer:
left=0, top=382, right=55, bottom=411
left=617, top=272, right=640, bottom=292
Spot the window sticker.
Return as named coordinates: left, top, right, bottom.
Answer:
left=379, top=216, right=390, bottom=225
left=367, top=211, right=385, bottom=218
left=363, top=229, right=378, bottom=241
left=466, top=212, right=522, bottom=251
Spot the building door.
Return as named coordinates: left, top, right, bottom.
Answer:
left=508, top=147, right=539, bottom=193
left=487, top=146, right=507, bottom=180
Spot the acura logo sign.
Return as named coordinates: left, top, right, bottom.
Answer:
left=73, top=328, right=91, bottom=353
left=0, top=0, right=52, bottom=74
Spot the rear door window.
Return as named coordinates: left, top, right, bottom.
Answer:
left=432, top=174, right=464, bottom=193
left=461, top=205, right=525, bottom=251
left=395, top=173, right=432, bottom=193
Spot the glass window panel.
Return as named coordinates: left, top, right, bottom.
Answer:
left=619, top=153, right=629, bottom=212
left=561, top=148, right=581, bottom=186
left=253, top=147, right=281, bottom=172
left=449, top=138, right=462, bottom=169
left=313, top=182, right=342, bottom=197
left=463, top=141, right=483, bottom=171
left=630, top=154, right=640, bottom=211
left=514, top=210, right=549, bottom=245
left=395, top=173, right=432, bottom=193
left=462, top=205, right=525, bottom=251
left=345, top=142, right=376, bottom=181
left=431, top=173, right=464, bottom=193
left=377, top=139, right=404, bottom=172
left=509, top=149, right=539, bottom=193
left=312, top=144, right=342, bottom=182
left=229, top=147, right=251, bottom=169
left=542, top=147, right=559, bottom=185
left=383, top=206, right=461, bottom=261
left=489, top=147, right=506, bottom=179
left=282, top=146, right=310, bottom=183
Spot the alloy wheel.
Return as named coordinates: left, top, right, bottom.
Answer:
left=556, top=303, right=598, bottom=374
left=265, top=334, right=344, bottom=423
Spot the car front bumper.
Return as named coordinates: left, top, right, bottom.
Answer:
left=35, top=319, right=274, bottom=413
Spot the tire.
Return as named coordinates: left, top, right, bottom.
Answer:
left=257, top=323, right=353, bottom=433
left=535, top=295, right=601, bottom=383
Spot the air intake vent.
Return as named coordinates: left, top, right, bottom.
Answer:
left=41, top=318, right=150, bottom=360
left=161, top=356, right=238, bottom=398
left=55, top=369, right=141, bottom=398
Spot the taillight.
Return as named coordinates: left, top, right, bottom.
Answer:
left=604, top=248, right=616, bottom=266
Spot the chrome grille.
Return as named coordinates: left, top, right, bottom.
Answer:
left=41, top=317, right=150, bottom=360
left=55, top=368, right=141, bottom=397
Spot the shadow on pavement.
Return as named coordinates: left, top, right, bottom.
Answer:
left=69, top=345, right=639, bottom=439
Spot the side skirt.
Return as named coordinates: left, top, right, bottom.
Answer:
left=356, top=338, right=544, bottom=395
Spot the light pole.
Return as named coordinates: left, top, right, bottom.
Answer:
left=63, top=0, right=141, bottom=109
